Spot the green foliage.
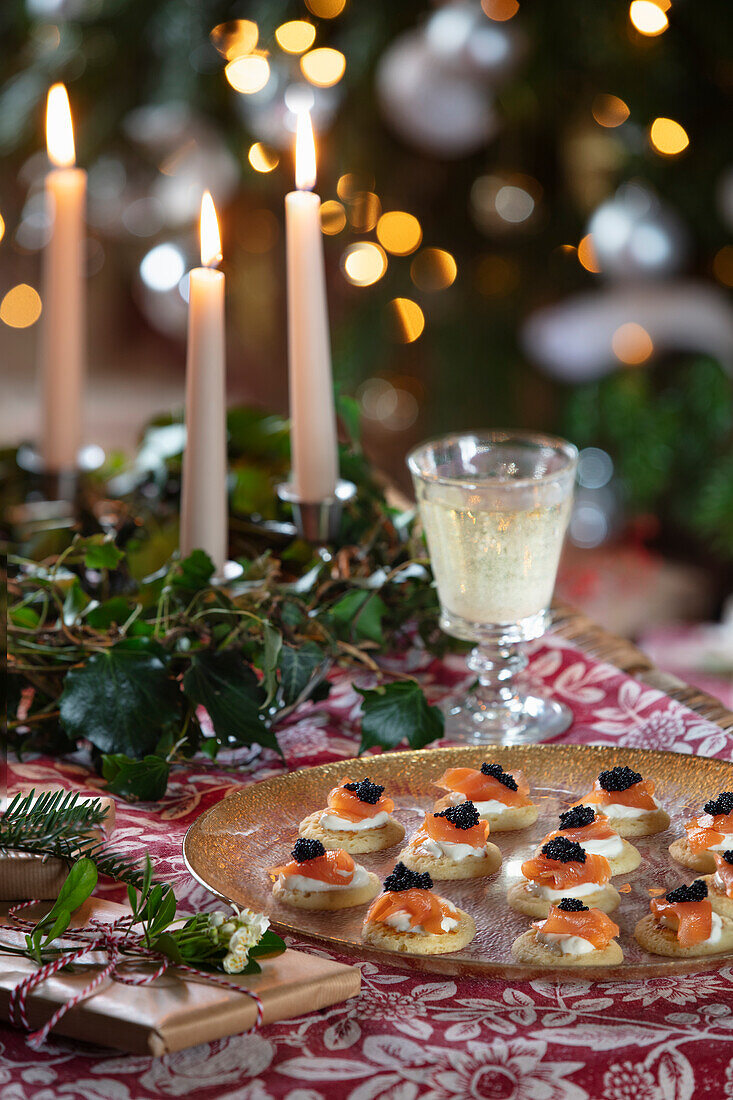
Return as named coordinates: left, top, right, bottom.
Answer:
left=101, top=754, right=171, bottom=801
left=357, top=680, right=444, bottom=753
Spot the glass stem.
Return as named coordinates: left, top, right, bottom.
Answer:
left=467, top=640, right=528, bottom=716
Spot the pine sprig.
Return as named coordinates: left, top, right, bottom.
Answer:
left=0, top=789, right=148, bottom=888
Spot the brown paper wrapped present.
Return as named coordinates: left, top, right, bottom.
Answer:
left=0, top=793, right=117, bottom=901
left=0, top=898, right=361, bottom=1055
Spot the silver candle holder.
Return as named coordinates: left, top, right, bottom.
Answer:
left=277, top=479, right=357, bottom=543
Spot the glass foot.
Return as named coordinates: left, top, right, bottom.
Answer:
left=443, top=692, right=573, bottom=745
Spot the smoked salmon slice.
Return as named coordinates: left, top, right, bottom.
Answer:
left=366, top=887, right=450, bottom=934
left=542, top=807, right=617, bottom=849
left=415, top=809, right=490, bottom=849
left=713, top=852, right=733, bottom=897
left=437, top=763, right=531, bottom=808
left=522, top=840, right=611, bottom=889
left=651, top=880, right=713, bottom=946
left=326, top=777, right=395, bottom=822
left=268, top=847, right=356, bottom=885
left=534, top=903, right=619, bottom=949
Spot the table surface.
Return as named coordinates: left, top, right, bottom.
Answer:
left=4, top=633, right=733, bottom=1100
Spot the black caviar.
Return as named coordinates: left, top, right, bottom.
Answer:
left=541, top=837, right=587, bottom=864
left=291, top=837, right=326, bottom=863
left=558, top=805, right=596, bottom=831
left=383, top=862, right=433, bottom=893
left=434, top=801, right=480, bottom=830
left=597, top=766, right=643, bottom=793
left=723, top=851, right=733, bottom=865
left=665, top=879, right=708, bottom=904
left=703, top=792, right=733, bottom=817
left=556, top=898, right=589, bottom=912
left=343, top=778, right=385, bottom=804
left=480, top=762, right=518, bottom=792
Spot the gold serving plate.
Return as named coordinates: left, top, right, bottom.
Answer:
left=183, top=744, right=733, bottom=980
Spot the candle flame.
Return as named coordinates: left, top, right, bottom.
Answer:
left=295, top=109, right=317, bottom=191
left=199, top=191, right=222, bottom=268
left=46, top=84, right=75, bottom=168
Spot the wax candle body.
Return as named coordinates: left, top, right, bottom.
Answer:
left=285, top=189, right=339, bottom=503
left=180, top=266, right=228, bottom=570
left=39, top=166, right=86, bottom=471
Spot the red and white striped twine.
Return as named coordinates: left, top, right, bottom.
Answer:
left=1, top=900, right=264, bottom=1048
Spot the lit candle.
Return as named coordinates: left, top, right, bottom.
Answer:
left=285, top=110, right=339, bottom=502
left=40, top=84, right=87, bottom=472
left=180, top=191, right=228, bottom=570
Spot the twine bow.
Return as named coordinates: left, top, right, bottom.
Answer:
left=2, top=899, right=264, bottom=1049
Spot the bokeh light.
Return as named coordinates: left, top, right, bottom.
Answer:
left=612, top=322, right=653, bottom=364
left=481, top=0, right=519, bottom=20
left=300, top=47, right=346, bottom=87
left=592, top=94, right=630, bottom=128
left=348, top=192, right=381, bottom=233
left=210, top=20, right=259, bottom=60
left=248, top=143, right=279, bottom=173
left=0, top=212, right=5, bottom=242
left=342, top=242, right=387, bottom=286
left=411, top=248, right=458, bottom=291
left=1, top=284, right=42, bottom=328
left=376, top=211, right=422, bottom=255
left=320, top=200, right=347, bottom=234
left=225, top=55, right=270, bottom=94
left=389, top=298, right=425, bottom=343
left=649, top=117, right=689, bottom=156
left=305, top=0, right=347, bottom=17
left=275, top=21, right=316, bottom=54
left=578, top=234, right=601, bottom=273
left=140, top=243, right=186, bottom=292
left=358, top=377, right=420, bottom=430
left=713, top=245, right=733, bottom=287
left=629, top=1, right=668, bottom=36
left=337, top=173, right=374, bottom=202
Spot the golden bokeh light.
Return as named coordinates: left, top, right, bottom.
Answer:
left=649, top=117, right=689, bottom=156
left=411, top=248, right=458, bottom=292
left=305, top=0, right=347, bottom=17
left=629, top=1, right=668, bottom=36
left=481, top=0, right=519, bottom=19
left=275, top=21, right=316, bottom=54
left=389, top=298, right=425, bottom=344
left=578, top=234, right=601, bottom=274
left=612, top=322, right=653, bottom=365
left=1, top=284, right=42, bottom=328
left=337, top=173, right=374, bottom=201
left=211, top=20, right=259, bottom=60
left=342, top=241, right=387, bottom=287
left=376, top=211, right=422, bottom=256
left=320, top=200, right=347, bottom=234
left=713, top=245, right=733, bottom=288
left=300, top=47, right=346, bottom=88
left=225, top=55, right=270, bottom=94
left=0, top=213, right=5, bottom=243
left=592, top=94, right=630, bottom=128
left=348, top=191, right=381, bottom=233
left=475, top=255, right=520, bottom=296
left=248, top=142, right=279, bottom=173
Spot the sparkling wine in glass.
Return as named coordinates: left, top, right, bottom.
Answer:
left=408, top=430, right=578, bottom=744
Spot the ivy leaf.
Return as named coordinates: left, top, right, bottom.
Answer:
left=81, top=536, right=124, bottom=572
left=330, top=590, right=387, bottom=645
left=101, top=753, right=171, bottom=801
left=183, top=650, right=282, bottom=755
left=278, top=643, right=327, bottom=707
left=86, top=597, right=133, bottom=630
left=63, top=579, right=95, bottom=626
left=261, top=623, right=282, bottom=707
left=10, top=605, right=39, bottom=628
left=356, top=680, right=444, bottom=753
left=59, top=641, right=181, bottom=757
left=172, top=550, right=215, bottom=593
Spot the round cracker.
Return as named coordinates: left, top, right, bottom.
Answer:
left=298, top=810, right=405, bottom=854
left=702, top=875, right=733, bottom=920
left=601, top=807, right=670, bottom=838
left=362, top=906, right=476, bottom=955
left=507, top=880, right=621, bottom=918
left=272, top=870, right=380, bottom=911
left=398, top=840, right=502, bottom=880
left=668, top=836, right=717, bottom=874
left=433, top=793, right=538, bottom=833
left=510, top=927, right=623, bottom=968
left=533, top=836, right=641, bottom=878
left=634, top=911, right=733, bottom=957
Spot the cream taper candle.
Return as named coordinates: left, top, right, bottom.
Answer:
left=39, top=84, right=87, bottom=472
left=179, top=191, right=228, bottom=570
left=285, top=110, right=339, bottom=503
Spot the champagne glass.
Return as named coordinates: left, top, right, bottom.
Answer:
left=408, top=430, right=578, bottom=745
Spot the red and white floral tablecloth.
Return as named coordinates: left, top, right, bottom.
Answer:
left=3, top=636, right=733, bottom=1100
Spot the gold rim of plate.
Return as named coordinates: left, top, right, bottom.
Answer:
left=183, top=744, right=733, bottom=981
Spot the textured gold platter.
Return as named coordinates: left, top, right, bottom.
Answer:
left=183, top=744, right=733, bottom=980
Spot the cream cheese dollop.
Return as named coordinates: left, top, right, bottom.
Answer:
left=280, top=863, right=371, bottom=894
left=536, top=931, right=596, bottom=955
left=319, top=810, right=390, bottom=832
left=526, top=881, right=601, bottom=901
left=416, top=836, right=486, bottom=862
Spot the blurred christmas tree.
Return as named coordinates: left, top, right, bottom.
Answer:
left=2, top=0, right=732, bottom=566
